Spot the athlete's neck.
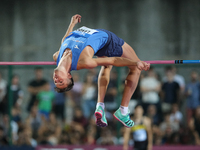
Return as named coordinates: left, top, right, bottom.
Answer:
left=57, top=49, right=72, bottom=72
left=134, top=115, right=143, bottom=122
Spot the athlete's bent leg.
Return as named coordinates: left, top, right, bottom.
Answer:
left=95, top=65, right=112, bottom=127
left=120, top=42, right=141, bottom=106
left=97, top=65, right=113, bottom=103
left=121, top=66, right=141, bottom=106
left=113, top=42, right=141, bottom=128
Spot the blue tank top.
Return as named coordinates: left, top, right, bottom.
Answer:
left=56, top=26, right=108, bottom=71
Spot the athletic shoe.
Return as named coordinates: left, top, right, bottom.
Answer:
left=95, top=106, right=108, bottom=127
left=113, top=108, right=134, bottom=128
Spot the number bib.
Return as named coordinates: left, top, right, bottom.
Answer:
left=72, top=26, right=99, bottom=38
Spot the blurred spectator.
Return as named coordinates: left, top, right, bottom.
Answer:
left=0, top=67, right=198, bottom=148
left=0, top=72, right=6, bottom=101
left=58, top=130, right=71, bottom=145
left=163, top=66, right=185, bottom=93
left=0, top=115, right=9, bottom=137
left=15, top=127, right=31, bottom=146
left=140, top=67, right=161, bottom=114
left=185, top=71, right=200, bottom=123
left=4, top=74, right=23, bottom=108
left=11, top=118, right=19, bottom=142
left=88, top=68, right=98, bottom=83
left=147, top=104, right=161, bottom=126
left=169, top=132, right=181, bottom=145
left=0, top=75, right=23, bottom=116
left=0, top=72, right=7, bottom=115
left=96, top=127, right=118, bottom=145
left=172, top=67, right=185, bottom=93
left=160, top=113, right=179, bottom=144
left=72, top=107, right=88, bottom=128
left=85, top=118, right=97, bottom=145
left=160, top=113, right=179, bottom=132
left=189, top=106, right=200, bottom=145
left=81, top=73, right=97, bottom=119
left=37, top=82, right=55, bottom=119
left=104, top=70, right=118, bottom=112
left=12, top=106, right=22, bottom=128
left=161, top=67, right=180, bottom=112
left=47, top=112, right=62, bottom=145
left=68, top=73, right=83, bottom=107
left=70, top=129, right=84, bottom=145
left=15, top=126, right=37, bottom=147
left=38, top=112, right=61, bottom=145
left=105, top=110, right=116, bottom=128
left=152, top=124, right=163, bottom=146
left=27, top=67, right=48, bottom=112
left=0, top=125, right=9, bottom=146
left=27, top=105, right=41, bottom=140
left=179, top=127, right=193, bottom=145
left=123, top=104, right=152, bottom=150
left=69, top=120, right=85, bottom=145
left=169, top=103, right=183, bottom=125
left=50, top=79, right=66, bottom=122
left=118, top=127, right=133, bottom=146
left=38, top=130, right=52, bottom=145
left=0, top=113, right=19, bottom=143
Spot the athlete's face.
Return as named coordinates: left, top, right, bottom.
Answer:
left=53, top=69, right=71, bottom=89
left=134, top=106, right=144, bottom=116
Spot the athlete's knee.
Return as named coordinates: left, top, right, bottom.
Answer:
left=103, top=65, right=113, bottom=70
left=100, top=65, right=113, bottom=75
left=98, top=66, right=112, bottom=84
left=128, top=66, right=141, bottom=75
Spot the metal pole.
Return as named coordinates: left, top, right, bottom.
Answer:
left=8, top=65, right=13, bottom=145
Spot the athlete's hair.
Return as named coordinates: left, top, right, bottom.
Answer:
left=134, top=103, right=143, bottom=109
left=54, top=77, right=74, bottom=93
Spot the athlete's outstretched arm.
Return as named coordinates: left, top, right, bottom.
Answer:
left=79, top=57, right=150, bottom=71
left=53, top=14, right=81, bottom=62
left=61, top=14, right=81, bottom=44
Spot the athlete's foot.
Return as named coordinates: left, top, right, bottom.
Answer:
left=113, top=108, right=134, bottom=128
left=95, top=105, right=108, bottom=127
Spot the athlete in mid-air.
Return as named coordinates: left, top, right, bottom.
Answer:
left=53, top=14, right=150, bottom=128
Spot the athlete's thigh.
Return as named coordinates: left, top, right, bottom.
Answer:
left=121, top=42, right=140, bottom=62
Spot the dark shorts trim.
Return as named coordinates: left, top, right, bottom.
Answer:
left=95, top=29, right=124, bottom=57
left=134, top=140, right=148, bottom=150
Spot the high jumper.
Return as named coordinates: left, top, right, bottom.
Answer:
left=52, top=14, right=150, bottom=128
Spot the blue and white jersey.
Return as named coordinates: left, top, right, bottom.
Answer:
left=56, top=26, right=108, bottom=71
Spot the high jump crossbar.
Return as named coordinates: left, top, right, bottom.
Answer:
left=0, top=60, right=199, bottom=65
left=145, top=60, right=200, bottom=64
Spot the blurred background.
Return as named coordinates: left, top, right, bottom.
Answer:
left=0, top=0, right=200, bottom=150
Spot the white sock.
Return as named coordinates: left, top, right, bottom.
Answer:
left=120, top=105, right=128, bottom=115
left=96, top=102, right=105, bottom=109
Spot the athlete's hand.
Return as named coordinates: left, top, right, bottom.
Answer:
left=70, top=14, right=81, bottom=25
left=137, top=61, right=150, bottom=71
